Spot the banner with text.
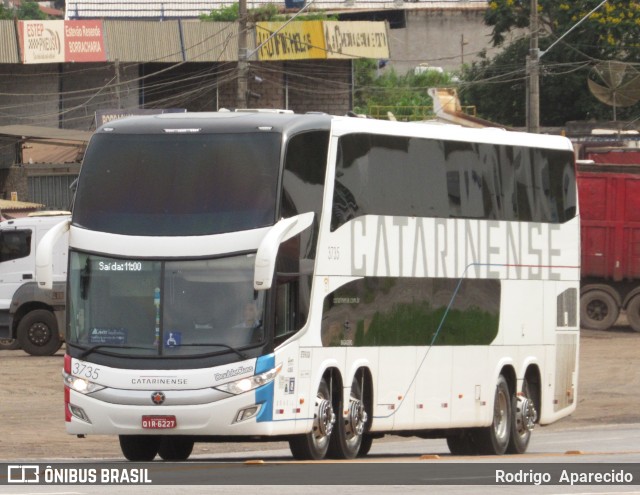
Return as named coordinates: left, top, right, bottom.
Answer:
left=324, top=21, right=389, bottom=59
left=255, top=21, right=326, bottom=61
left=19, top=20, right=106, bottom=64
left=64, top=20, right=106, bottom=63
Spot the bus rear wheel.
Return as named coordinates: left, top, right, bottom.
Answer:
left=473, top=375, right=511, bottom=455
left=289, top=378, right=335, bottom=460
left=507, top=378, right=537, bottom=454
left=119, top=435, right=160, bottom=461
left=329, top=376, right=368, bottom=459
left=158, top=436, right=194, bottom=461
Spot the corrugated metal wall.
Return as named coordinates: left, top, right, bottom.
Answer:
left=181, top=21, right=239, bottom=62
left=28, top=172, right=78, bottom=211
left=104, top=21, right=184, bottom=62
left=0, top=20, right=19, bottom=64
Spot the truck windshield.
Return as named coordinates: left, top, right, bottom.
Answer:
left=67, top=252, right=265, bottom=357
left=72, top=132, right=281, bottom=236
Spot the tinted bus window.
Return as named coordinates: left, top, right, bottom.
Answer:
left=74, top=132, right=281, bottom=236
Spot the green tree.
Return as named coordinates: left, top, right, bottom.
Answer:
left=459, top=0, right=640, bottom=126
left=0, top=5, right=13, bottom=19
left=18, top=1, right=47, bottom=19
left=0, top=1, right=47, bottom=19
left=486, top=0, right=640, bottom=60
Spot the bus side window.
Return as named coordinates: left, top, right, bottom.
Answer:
left=0, top=230, right=32, bottom=262
left=274, top=279, right=297, bottom=344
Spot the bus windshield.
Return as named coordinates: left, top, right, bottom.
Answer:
left=73, top=132, right=281, bottom=236
left=68, top=252, right=265, bottom=357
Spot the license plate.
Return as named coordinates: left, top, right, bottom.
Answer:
left=142, top=415, right=177, bottom=429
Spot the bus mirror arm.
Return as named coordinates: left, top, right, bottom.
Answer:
left=36, top=218, right=71, bottom=290
left=254, top=212, right=314, bottom=290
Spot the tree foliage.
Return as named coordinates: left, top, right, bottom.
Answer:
left=459, top=39, right=624, bottom=127
left=1, top=1, right=47, bottom=20
left=200, top=3, right=336, bottom=22
left=487, top=1, right=640, bottom=58
left=0, top=1, right=47, bottom=20
left=459, top=0, right=640, bottom=126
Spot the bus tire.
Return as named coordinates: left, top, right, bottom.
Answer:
left=473, top=375, right=511, bottom=455
left=328, top=376, right=368, bottom=459
left=624, top=294, right=640, bottom=332
left=17, top=309, right=63, bottom=356
left=288, top=378, right=335, bottom=460
left=157, top=436, right=194, bottom=461
left=119, top=435, right=160, bottom=461
left=507, top=378, right=537, bottom=454
left=446, top=431, right=477, bottom=456
left=0, top=338, right=20, bottom=350
left=580, top=290, right=618, bottom=330
left=358, top=434, right=374, bottom=457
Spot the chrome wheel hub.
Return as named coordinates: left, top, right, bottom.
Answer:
left=515, top=396, right=537, bottom=433
left=314, top=398, right=335, bottom=439
left=346, top=399, right=368, bottom=438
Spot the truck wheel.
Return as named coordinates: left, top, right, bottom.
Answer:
left=17, top=309, right=63, bottom=356
left=625, top=294, right=640, bottom=332
left=0, top=338, right=20, bottom=350
left=580, top=290, right=619, bottom=330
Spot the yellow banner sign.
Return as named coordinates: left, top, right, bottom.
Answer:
left=255, top=21, right=326, bottom=61
left=324, top=21, right=389, bottom=59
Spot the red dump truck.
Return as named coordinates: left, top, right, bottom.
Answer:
left=579, top=149, right=640, bottom=331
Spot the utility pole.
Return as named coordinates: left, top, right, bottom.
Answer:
left=527, top=0, right=608, bottom=133
left=237, top=0, right=248, bottom=109
left=527, top=0, right=540, bottom=133
left=460, top=34, right=469, bottom=65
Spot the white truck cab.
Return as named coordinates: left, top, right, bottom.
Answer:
left=0, top=213, right=69, bottom=355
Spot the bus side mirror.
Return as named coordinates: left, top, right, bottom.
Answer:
left=254, top=212, right=314, bottom=290
left=36, top=219, right=71, bottom=290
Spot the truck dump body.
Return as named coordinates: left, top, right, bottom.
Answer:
left=578, top=150, right=640, bottom=331
left=579, top=160, right=640, bottom=281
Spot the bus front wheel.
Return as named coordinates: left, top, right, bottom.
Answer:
left=289, top=378, right=335, bottom=460
left=158, top=436, right=194, bottom=461
left=473, top=375, right=511, bottom=455
left=446, top=431, right=477, bottom=456
left=119, top=435, right=160, bottom=461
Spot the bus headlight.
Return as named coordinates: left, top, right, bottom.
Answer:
left=63, top=371, right=105, bottom=394
left=215, top=363, right=282, bottom=395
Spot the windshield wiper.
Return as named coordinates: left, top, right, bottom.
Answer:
left=177, top=343, right=249, bottom=360
left=71, top=342, right=250, bottom=360
left=74, top=343, right=155, bottom=359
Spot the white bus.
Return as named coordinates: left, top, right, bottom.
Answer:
left=37, top=111, right=580, bottom=461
